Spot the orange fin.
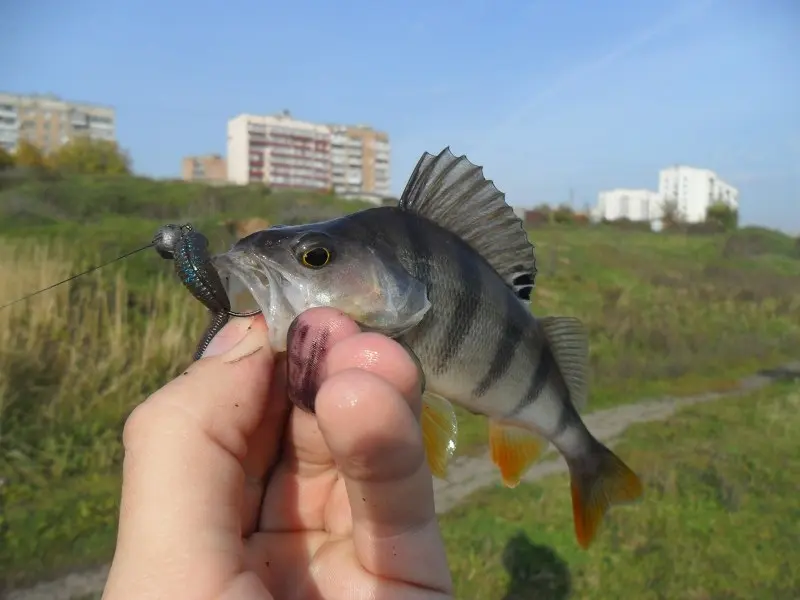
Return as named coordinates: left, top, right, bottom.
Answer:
left=489, top=420, right=548, bottom=488
left=421, top=392, right=458, bottom=479
left=569, top=441, right=644, bottom=549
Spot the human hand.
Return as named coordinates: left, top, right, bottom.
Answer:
left=102, top=307, right=453, bottom=600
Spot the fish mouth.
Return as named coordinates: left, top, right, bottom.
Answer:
left=212, top=251, right=271, bottom=313
left=211, top=251, right=296, bottom=352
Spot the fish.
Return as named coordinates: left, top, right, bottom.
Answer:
left=210, top=147, right=644, bottom=548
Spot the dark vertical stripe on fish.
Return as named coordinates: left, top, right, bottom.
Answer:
left=553, top=401, right=572, bottom=436
left=434, top=245, right=482, bottom=374
left=399, top=211, right=433, bottom=283
left=511, top=341, right=555, bottom=416
left=473, top=290, right=523, bottom=397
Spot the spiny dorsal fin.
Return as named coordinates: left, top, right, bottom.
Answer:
left=398, top=147, right=537, bottom=302
left=540, top=316, right=590, bottom=411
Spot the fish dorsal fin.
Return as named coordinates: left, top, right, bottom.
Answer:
left=540, top=316, right=590, bottom=411
left=398, top=147, right=537, bottom=301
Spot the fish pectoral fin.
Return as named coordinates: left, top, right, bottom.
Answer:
left=489, top=420, right=548, bottom=488
left=421, top=391, right=458, bottom=479
left=539, top=316, right=590, bottom=411
left=568, top=441, right=644, bottom=549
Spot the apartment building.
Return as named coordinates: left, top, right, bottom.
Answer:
left=595, top=165, right=740, bottom=225
left=658, top=165, right=739, bottom=223
left=227, top=111, right=332, bottom=190
left=181, top=153, right=227, bottom=184
left=226, top=111, right=391, bottom=200
left=329, top=124, right=391, bottom=200
left=0, top=92, right=116, bottom=154
left=595, top=188, right=663, bottom=222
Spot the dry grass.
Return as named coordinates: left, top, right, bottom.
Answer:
left=0, top=238, right=207, bottom=587
left=0, top=239, right=202, bottom=479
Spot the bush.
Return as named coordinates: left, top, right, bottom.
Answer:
left=0, top=170, right=372, bottom=226
left=524, top=209, right=550, bottom=227
left=706, top=201, right=739, bottom=231
left=660, top=198, right=684, bottom=230
left=552, top=204, right=575, bottom=224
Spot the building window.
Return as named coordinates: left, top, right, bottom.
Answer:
left=619, top=195, right=629, bottom=218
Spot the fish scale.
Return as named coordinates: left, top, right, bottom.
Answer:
left=211, top=146, right=644, bottom=549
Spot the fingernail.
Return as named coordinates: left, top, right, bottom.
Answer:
left=202, top=317, right=257, bottom=358
left=286, top=316, right=333, bottom=414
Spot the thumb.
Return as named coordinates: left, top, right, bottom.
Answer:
left=105, top=316, right=281, bottom=599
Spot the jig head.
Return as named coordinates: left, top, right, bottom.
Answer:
left=154, top=224, right=261, bottom=360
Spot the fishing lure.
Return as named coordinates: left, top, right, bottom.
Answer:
left=153, top=223, right=261, bottom=359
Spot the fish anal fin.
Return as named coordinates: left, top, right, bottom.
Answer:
left=569, top=442, right=644, bottom=549
left=540, top=316, right=590, bottom=411
left=489, top=420, right=548, bottom=488
left=421, top=391, right=458, bottom=479
left=397, top=147, right=537, bottom=300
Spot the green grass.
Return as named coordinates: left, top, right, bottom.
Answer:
left=440, top=381, right=800, bottom=599
left=1, top=220, right=799, bottom=589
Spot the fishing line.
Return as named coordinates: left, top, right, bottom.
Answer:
left=0, top=241, right=156, bottom=310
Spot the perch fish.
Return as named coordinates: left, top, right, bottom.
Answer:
left=209, top=147, right=643, bottom=548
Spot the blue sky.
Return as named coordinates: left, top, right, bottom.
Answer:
left=2, top=0, right=798, bottom=232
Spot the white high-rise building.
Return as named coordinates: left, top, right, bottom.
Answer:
left=595, top=188, right=662, bottom=222
left=594, top=165, right=739, bottom=225
left=658, top=165, right=739, bottom=223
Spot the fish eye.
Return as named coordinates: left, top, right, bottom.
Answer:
left=300, top=246, right=331, bottom=269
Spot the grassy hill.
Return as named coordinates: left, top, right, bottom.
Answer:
left=0, top=173, right=799, bottom=591
left=0, top=169, right=374, bottom=225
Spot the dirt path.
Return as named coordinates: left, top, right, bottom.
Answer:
left=6, top=363, right=799, bottom=600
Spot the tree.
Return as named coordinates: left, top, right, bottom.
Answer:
left=48, top=137, right=132, bottom=175
left=706, top=198, right=738, bottom=231
left=552, top=203, right=575, bottom=224
left=659, top=197, right=684, bottom=230
left=0, top=146, right=13, bottom=170
left=13, top=140, right=47, bottom=169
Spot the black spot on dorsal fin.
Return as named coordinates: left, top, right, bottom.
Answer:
left=397, top=147, right=537, bottom=301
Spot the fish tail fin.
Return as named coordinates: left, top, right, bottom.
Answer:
left=567, top=438, right=643, bottom=549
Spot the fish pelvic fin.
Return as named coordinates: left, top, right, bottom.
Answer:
left=568, top=439, right=644, bottom=549
left=397, top=147, right=537, bottom=303
left=421, top=391, right=458, bottom=479
left=489, top=420, right=548, bottom=488
left=539, top=316, right=590, bottom=411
